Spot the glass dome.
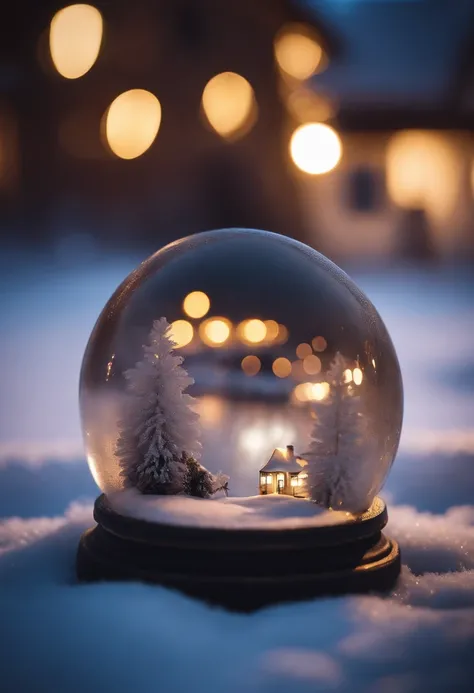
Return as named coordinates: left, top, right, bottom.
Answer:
left=80, top=228, right=403, bottom=516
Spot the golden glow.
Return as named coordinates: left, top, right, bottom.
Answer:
left=353, top=367, right=363, bottom=385
left=290, top=123, right=342, bottom=175
left=296, top=342, right=312, bottom=359
left=241, top=355, right=261, bottom=377
left=294, top=381, right=330, bottom=403
left=312, top=336, right=327, bottom=352
left=201, top=72, right=256, bottom=139
left=105, top=89, right=161, bottom=159
left=183, top=291, right=210, bottom=319
left=169, top=320, right=193, bottom=348
left=290, top=476, right=298, bottom=487
left=260, top=475, right=266, bottom=486
left=303, top=354, right=321, bottom=375
left=276, top=324, right=289, bottom=344
left=50, top=4, right=103, bottom=79
left=286, top=88, right=333, bottom=123
left=343, top=368, right=353, bottom=384
left=274, top=24, right=323, bottom=80
left=386, top=130, right=459, bottom=221
left=200, top=317, right=231, bottom=346
left=241, top=319, right=267, bottom=344
left=264, top=320, right=279, bottom=342
left=196, top=395, right=224, bottom=427
left=272, top=357, right=292, bottom=378
left=372, top=358, right=376, bottom=369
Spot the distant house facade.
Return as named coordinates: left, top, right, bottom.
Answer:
left=259, top=445, right=308, bottom=498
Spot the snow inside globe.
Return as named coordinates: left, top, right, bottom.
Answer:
left=79, top=228, right=403, bottom=532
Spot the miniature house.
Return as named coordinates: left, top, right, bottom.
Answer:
left=259, top=445, right=308, bottom=498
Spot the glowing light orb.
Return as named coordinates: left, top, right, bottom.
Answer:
left=105, top=89, right=161, bottom=160
left=290, top=123, right=342, bottom=175
left=183, top=291, right=210, bottom=319
left=241, top=355, right=261, bottom=377
left=242, top=319, right=267, bottom=344
left=169, top=320, right=193, bottom=348
left=200, top=318, right=231, bottom=346
left=50, top=4, right=103, bottom=79
left=202, top=72, right=256, bottom=139
left=272, top=357, right=292, bottom=378
left=274, top=24, right=323, bottom=80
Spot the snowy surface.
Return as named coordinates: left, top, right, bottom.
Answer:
left=109, top=489, right=355, bottom=529
left=1, top=254, right=474, bottom=692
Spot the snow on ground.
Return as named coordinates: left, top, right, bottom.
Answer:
left=1, top=255, right=474, bottom=691
left=109, top=489, right=355, bottom=529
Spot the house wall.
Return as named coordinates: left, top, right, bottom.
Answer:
left=295, top=130, right=474, bottom=261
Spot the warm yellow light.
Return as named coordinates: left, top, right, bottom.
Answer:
left=201, top=72, right=256, bottom=139
left=290, top=123, right=342, bottom=175
left=272, top=357, right=292, bottom=378
left=241, top=355, right=261, bottom=377
left=264, top=320, right=280, bottom=342
left=343, top=368, right=353, bottom=384
left=200, top=318, right=231, bottom=346
left=276, top=324, right=289, bottom=344
left=311, top=382, right=330, bottom=401
left=386, top=130, right=459, bottom=221
left=50, top=4, right=103, bottom=79
left=274, top=25, right=323, bottom=80
left=372, top=358, right=376, bottom=369
left=105, top=89, right=161, bottom=160
left=290, top=476, right=298, bottom=487
left=353, top=368, right=363, bottom=385
left=183, top=291, right=210, bottom=319
left=242, top=319, right=267, bottom=344
left=169, top=320, right=193, bottom=348
left=303, top=354, right=321, bottom=375
left=296, top=343, right=312, bottom=359
left=312, top=336, right=327, bottom=352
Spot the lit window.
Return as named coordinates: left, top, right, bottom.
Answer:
left=267, top=475, right=273, bottom=485
left=290, top=476, right=298, bottom=487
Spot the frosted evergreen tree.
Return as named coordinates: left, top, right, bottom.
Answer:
left=116, top=317, right=208, bottom=495
left=306, top=352, right=369, bottom=512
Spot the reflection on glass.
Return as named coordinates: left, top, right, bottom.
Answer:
left=199, top=317, right=231, bottom=346
left=183, top=291, right=210, bottom=319
left=169, top=320, right=193, bottom=348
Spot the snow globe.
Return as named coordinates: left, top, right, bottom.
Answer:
left=77, top=228, right=403, bottom=609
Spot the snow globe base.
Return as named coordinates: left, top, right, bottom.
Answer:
left=76, top=494, right=400, bottom=611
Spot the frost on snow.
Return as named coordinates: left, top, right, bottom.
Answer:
left=115, top=318, right=216, bottom=496
left=306, top=352, right=371, bottom=513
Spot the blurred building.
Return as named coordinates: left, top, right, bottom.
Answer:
left=0, top=0, right=473, bottom=262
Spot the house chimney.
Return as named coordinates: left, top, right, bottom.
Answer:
left=286, top=445, right=295, bottom=457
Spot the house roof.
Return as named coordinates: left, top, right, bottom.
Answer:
left=260, top=447, right=308, bottom=474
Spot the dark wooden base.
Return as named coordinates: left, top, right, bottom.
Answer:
left=77, top=494, right=401, bottom=611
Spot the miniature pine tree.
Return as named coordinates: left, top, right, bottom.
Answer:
left=116, top=318, right=202, bottom=495
left=306, top=352, right=369, bottom=512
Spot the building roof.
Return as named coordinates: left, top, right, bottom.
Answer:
left=260, top=446, right=308, bottom=474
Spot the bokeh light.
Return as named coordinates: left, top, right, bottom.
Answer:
left=272, top=357, right=292, bottom=378
left=241, top=355, right=261, bottom=377
left=386, top=130, right=460, bottom=221
left=264, top=320, right=280, bottom=342
left=276, top=324, right=289, bottom=344
left=241, top=319, right=267, bottom=344
left=200, top=317, right=231, bottom=346
left=50, top=4, right=103, bottom=79
left=201, top=72, right=256, bottom=139
left=169, top=320, right=193, bottom=348
left=312, top=336, right=327, bottom=352
left=290, top=123, right=342, bottom=175
left=353, top=367, right=363, bottom=385
left=296, top=342, right=312, bottom=359
left=183, top=291, right=210, bottom=319
left=303, top=354, right=321, bottom=375
left=343, top=368, right=353, bottom=384
left=294, top=381, right=330, bottom=403
left=104, top=89, right=161, bottom=160
left=274, top=24, right=323, bottom=80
